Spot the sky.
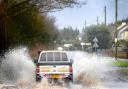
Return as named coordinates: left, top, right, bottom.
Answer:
left=49, top=0, right=128, bottom=30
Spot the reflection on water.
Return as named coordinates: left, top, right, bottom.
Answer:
left=0, top=49, right=128, bottom=89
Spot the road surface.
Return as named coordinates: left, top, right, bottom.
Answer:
left=0, top=50, right=128, bottom=89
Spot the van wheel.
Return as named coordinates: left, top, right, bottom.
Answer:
left=64, top=78, right=72, bottom=87
left=64, top=78, right=73, bottom=83
left=36, top=76, right=41, bottom=82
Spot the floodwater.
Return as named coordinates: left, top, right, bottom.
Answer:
left=0, top=47, right=128, bottom=89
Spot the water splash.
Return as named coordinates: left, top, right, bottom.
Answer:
left=0, top=49, right=111, bottom=89
left=0, top=47, right=68, bottom=89
left=72, top=52, right=110, bottom=88
left=0, top=47, right=35, bottom=84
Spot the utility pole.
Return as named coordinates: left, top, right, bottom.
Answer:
left=115, top=0, right=118, bottom=60
left=85, top=20, right=88, bottom=42
left=97, top=16, right=99, bottom=25
left=104, top=6, right=107, bottom=25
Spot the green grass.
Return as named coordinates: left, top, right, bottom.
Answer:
left=112, top=60, right=128, bottom=67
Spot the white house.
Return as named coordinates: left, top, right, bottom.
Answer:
left=118, top=23, right=128, bottom=41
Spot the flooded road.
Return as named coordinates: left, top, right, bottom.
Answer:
left=0, top=48, right=128, bottom=89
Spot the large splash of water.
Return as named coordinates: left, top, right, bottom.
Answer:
left=71, top=52, right=110, bottom=89
left=0, top=47, right=35, bottom=84
left=0, top=47, right=68, bottom=89
left=0, top=48, right=111, bottom=89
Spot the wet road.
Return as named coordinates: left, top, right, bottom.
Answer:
left=0, top=50, right=128, bottom=89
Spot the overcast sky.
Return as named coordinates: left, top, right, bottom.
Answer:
left=50, top=0, right=128, bottom=30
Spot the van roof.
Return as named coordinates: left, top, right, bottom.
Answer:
left=41, top=50, right=66, bottom=53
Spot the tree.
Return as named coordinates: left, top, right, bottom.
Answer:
left=0, top=1, right=9, bottom=55
left=1, top=0, right=86, bottom=17
left=57, top=26, right=79, bottom=44
left=0, top=0, right=86, bottom=54
left=9, top=9, right=57, bottom=47
left=84, top=24, right=112, bottom=49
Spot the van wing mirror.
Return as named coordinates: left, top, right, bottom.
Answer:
left=70, top=59, right=74, bottom=63
left=34, top=60, right=38, bottom=63
left=38, top=51, right=41, bottom=55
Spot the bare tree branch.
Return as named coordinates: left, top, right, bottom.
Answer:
left=1, top=0, right=86, bottom=17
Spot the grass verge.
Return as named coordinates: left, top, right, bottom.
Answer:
left=112, top=60, right=128, bottom=67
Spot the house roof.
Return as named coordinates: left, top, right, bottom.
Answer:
left=120, top=25, right=128, bottom=32
left=117, top=23, right=127, bottom=31
left=118, top=23, right=128, bottom=34
left=124, top=28, right=128, bottom=31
